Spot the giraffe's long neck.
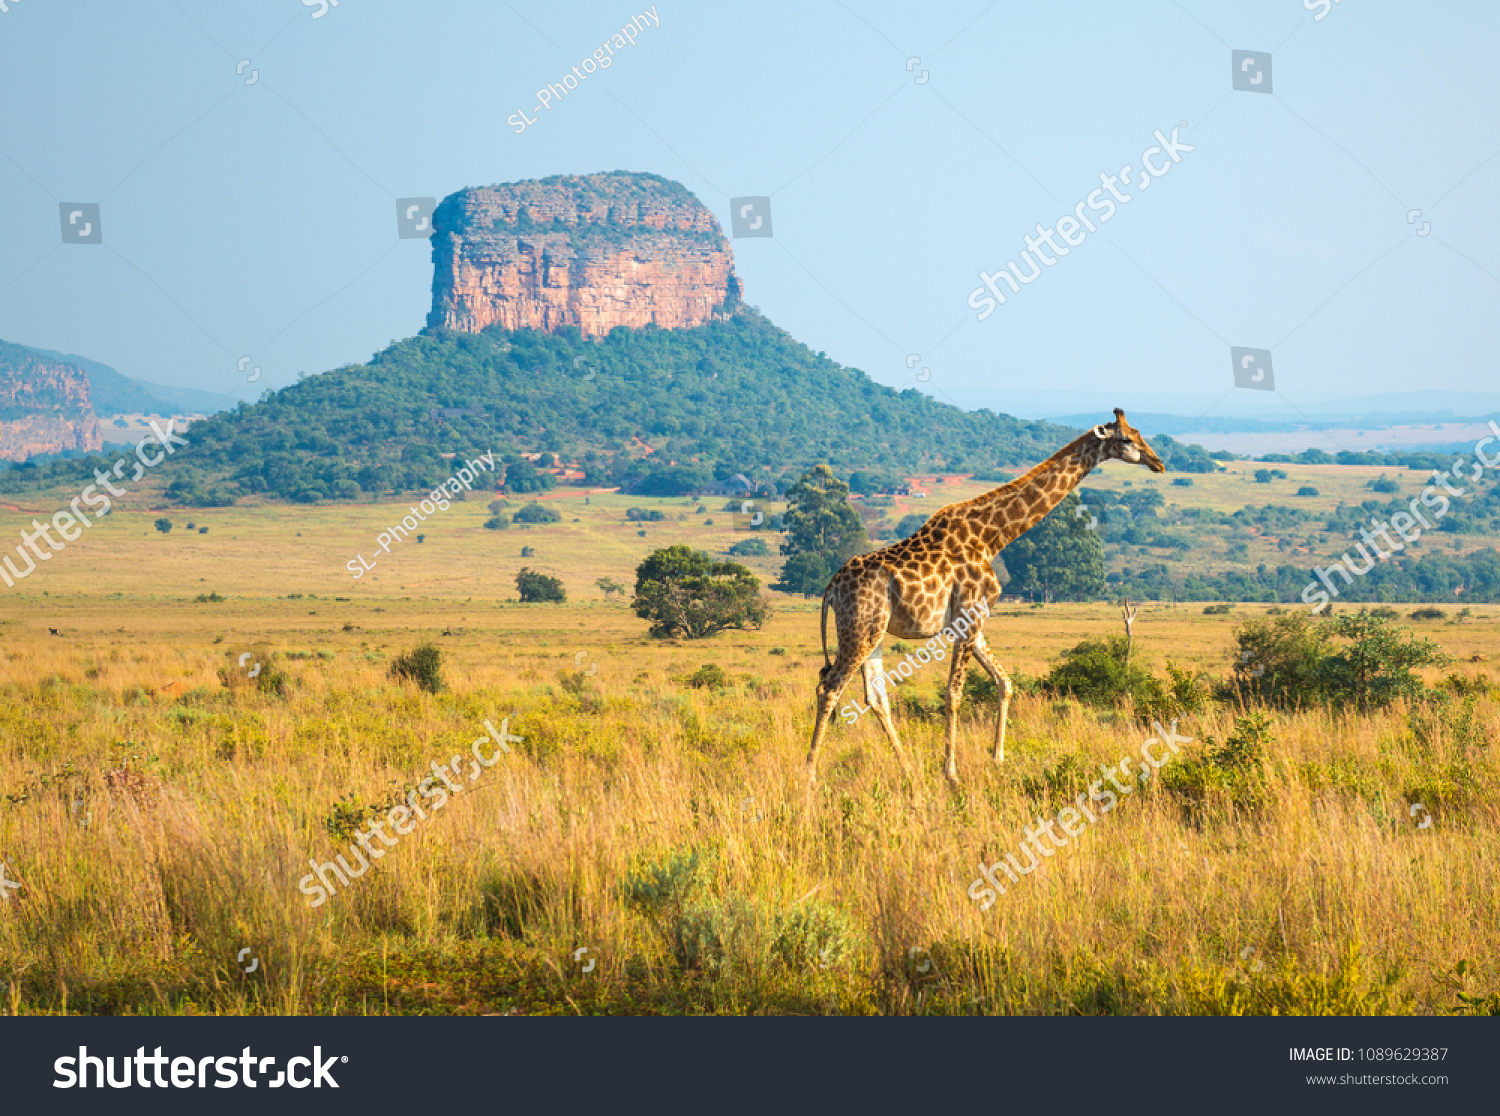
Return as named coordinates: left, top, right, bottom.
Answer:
left=967, top=432, right=1105, bottom=559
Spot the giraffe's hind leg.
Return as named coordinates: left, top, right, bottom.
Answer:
left=806, top=650, right=864, bottom=782
left=970, top=631, right=1015, bottom=763
left=862, top=656, right=913, bottom=778
left=942, top=639, right=974, bottom=786
left=807, top=577, right=891, bottom=783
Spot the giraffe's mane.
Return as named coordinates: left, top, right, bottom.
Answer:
left=891, top=428, right=1097, bottom=548
left=951, top=428, right=1098, bottom=515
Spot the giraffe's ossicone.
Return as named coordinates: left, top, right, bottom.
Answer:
left=805, top=409, right=1166, bottom=787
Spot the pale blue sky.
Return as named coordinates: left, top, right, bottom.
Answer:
left=0, top=0, right=1495, bottom=423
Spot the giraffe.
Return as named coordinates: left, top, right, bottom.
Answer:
left=806, top=408, right=1166, bottom=786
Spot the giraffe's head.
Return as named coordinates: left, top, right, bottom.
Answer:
left=1092, top=408, right=1166, bottom=473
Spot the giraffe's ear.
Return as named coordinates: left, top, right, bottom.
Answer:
left=1092, top=425, right=1110, bottom=440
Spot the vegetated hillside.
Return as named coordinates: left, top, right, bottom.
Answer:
left=127, top=311, right=1121, bottom=506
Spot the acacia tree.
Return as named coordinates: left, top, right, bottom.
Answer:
left=632, top=545, right=770, bottom=639
left=774, top=464, right=867, bottom=596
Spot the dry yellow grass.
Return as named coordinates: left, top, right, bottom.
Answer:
left=1, top=574, right=1496, bottom=1015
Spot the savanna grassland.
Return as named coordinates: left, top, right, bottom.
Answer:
left=0, top=494, right=1498, bottom=1016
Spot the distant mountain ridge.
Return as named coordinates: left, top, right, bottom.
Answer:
left=0, top=339, right=230, bottom=422
left=0, top=341, right=103, bottom=461
left=17, top=344, right=168, bottom=415
left=980, top=388, right=1500, bottom=425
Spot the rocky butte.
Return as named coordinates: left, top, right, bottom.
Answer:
left=0, top=340, right=104, bottom=462
left=426, top=171, right=740, bottom=337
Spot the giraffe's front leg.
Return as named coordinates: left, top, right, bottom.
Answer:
left=970, top=631, right=1014, bottom=764
left=862, top=657, right=913, bottom=779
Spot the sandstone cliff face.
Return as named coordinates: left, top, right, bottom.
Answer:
left=0, top=342, right=105, bottom=461
left=427, top=172, right=740, bottom=337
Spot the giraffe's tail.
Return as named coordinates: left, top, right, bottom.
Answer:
left=818, top=586, right=833, bottom=683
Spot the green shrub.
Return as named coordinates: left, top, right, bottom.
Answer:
left=1409, top=607, right=1446, bottom=621
left=1409, top=691, right=1493, bottom=754
left=683, top=664, right=730, bottom=690
left=623, top=845, right=709, bottom=915
left=620, top=845, right=860, bottom=974
left=727, top=537, right=770, bottom=557
left=962, top=665, right=1038, bottom=707
left=1203, top=603, right=1233, bottom=615
left=1319, top=609, right=1449, bottom=711
left=1039, top=636, right=1165, bottom=711
left=1300, top=756, right=1381, bottom=801
left=675, top=896, right=768, bottom=973
left=1147, top=662, right=1210, bottom=721
left=1161, top=713, right=1273, bottom=814
left=1442, top=672, right=1493, bottom=699
left=1021, top=752, right=1094, bottom=804
left=1404, top=759, right=1480, bottom=816
left=513, top=502, right=561, bottom=524
left=1296, top=486, right=1319, bottom=496
left=1224, top=611, right=1332, bottom=708
left=771, top=900, right=860, bottom=970
left=389, top=642, right=445, bottom=693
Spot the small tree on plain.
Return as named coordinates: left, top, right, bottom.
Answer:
left=517, top=567, right=566, bottom=603
left=633, top=545, right=770, bottom=639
